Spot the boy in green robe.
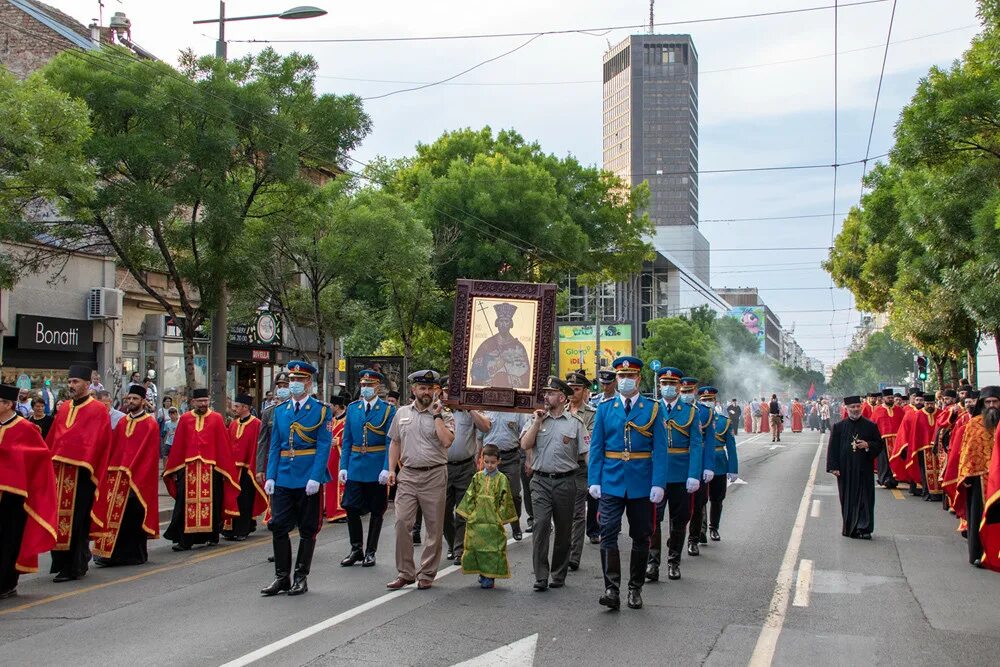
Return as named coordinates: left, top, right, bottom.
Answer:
left=457, top=444, right=519, bottom=588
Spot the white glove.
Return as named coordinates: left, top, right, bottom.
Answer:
left=264, top=479, right=275, bottom=495
left=338, top=469, right=348, bottom=484
left=588, top=484, right=601, bottom=499
left=649, top=486, right=664, bottom=504
left=305, top=479, right=320, bottom=496
left=703, top=469, right=715, bottom=483
left=378, top=469, right=390, bottom=485
left=686, top=477, right=700, bottom=494
left=727, top=473, right=738, bottom=483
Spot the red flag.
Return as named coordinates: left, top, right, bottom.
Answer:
left=807, top=383, right=816, bottom=400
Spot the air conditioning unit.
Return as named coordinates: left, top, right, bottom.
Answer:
left=87, top=288, right=123, bottom=320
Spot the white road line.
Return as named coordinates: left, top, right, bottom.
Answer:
left=810, top=499, right=821, bottom=518
left=791, top=559, right=813, bottom=608
left=748, top=434, right=824, bottom=667
left=737, top=432, right=767, bottom=449
left=219, top=536, right=524, bottom=667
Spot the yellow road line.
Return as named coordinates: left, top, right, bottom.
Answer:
left=0, top=535, right=279, bottom=616
left=891, top=489, right=905, bottom=500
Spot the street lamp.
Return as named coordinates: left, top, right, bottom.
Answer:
left=194, top=2, right=328, bottom=60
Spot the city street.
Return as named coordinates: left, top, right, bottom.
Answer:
left=1, top=429, right=996, bottom=666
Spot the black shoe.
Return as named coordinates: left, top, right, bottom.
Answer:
left=858, top=533, right=872, bottom=540
left=549, top=580, right=565, bottom=589
left=568, top=562, right=580, bottom=571
left=93, top=557, right=112, bottom=568
left=589, top=535, right=601, bottom=545
left=412, top=532, right=422, bottom=545
left=0, top=587, right=16, bottom=599
left=340, top=548, right=364, bottom=567
left=260, top=576, right=291, bottom=596
left=699, top=533, right=708, bottom=545
left=709, top=528, right=720, bottom=542
left=287, top=576, right=308, bottom=596
left=961, top=530, right=969, bottom=538
left=973, top=559, right=984, bottom=568
left=171, top=544, right=191, bottom=552
left=533, top=580, right=548, bottom=592
left=599, top=587, right=620, bottom=610
left=52, top=572, right=76, bottom=583
left=688, top=541, right=700, bottom=556
left=667, top=563, right=681, bottom=580
left=453, top=556, right=462, bottom=566
left=362, top=552, right=376, bottom=567
left=267, top=555, right=275, bottom=562
left=446, top=549, right=454, bottom=560
left=645, top=563, right=659, bottom=582
left=512, top=527, right=523, bottom=541
left=627, top=588, right=643, bottom=609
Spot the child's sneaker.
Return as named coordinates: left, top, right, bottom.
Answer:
left=478, top=575, right=494, bottom=589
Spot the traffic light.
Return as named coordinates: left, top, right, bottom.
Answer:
left=916, top=355, right=928, bottom=381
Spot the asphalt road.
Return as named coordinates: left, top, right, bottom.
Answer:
left=2, top=429, right=998, bottom=666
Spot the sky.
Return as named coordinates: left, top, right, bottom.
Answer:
left=44, top=0, right=984, bottom=367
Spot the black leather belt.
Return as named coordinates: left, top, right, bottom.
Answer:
left=448, top=456, right=475, bottom=466
left=404, top=463, right=445, bottom=471
left=533, top=470, right=575, bottom=479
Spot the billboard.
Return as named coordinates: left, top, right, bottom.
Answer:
left=727, top=307, right=766, bottom=354
left=557, top=324, right=633, bottom=378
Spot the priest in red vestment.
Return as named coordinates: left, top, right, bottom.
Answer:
left=790, top=398, right=805, bottom=433
left=163, top=388, right=240, bottom=550
left=906, top=394, right=943, bottom=501
left=956, top=387, right=998, bottom=568
left=0, top=384, right=58, bottom=598
left=743, top=403, right=753, bottom=434
left=980, top=404, right=1000, bottom=572
left=46, top=364, right=113, bottom=582
left=222, top=394, right=268, bottom=541
left=325, top=395, right=348, bottom=523
left=890, top=389, right=924, bottom=495
left=92, top=384, right=161, bottom=566
left=943, top=391, right=977, bottom=526
left=861, top=394, right=878, bottom=421
left=872, top=388, right=904, bottom=488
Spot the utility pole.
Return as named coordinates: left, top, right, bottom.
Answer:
left=594, top=284, right=603, bottom=379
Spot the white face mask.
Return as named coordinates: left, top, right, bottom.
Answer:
left=289, top=381, right=306, bottom=397
left=617, top=377, right=638, bottom=395
left=275, top=387, right=291, bottom=400
left=660, top=385, right=678, bottom=400
left=360, top=386, right=376, bottom=401
left=679, top=393, right=695, bottom=404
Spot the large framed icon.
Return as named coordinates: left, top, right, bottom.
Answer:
left=447, top=279, right=557, bottom=412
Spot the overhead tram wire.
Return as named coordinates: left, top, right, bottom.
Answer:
left=231, top=0, right=888, bottom=44
left=859, top=0, right=898, bottom=195
left=828, top=0, right=841, bottom=355
left=1, top=21, right=856, bottom=330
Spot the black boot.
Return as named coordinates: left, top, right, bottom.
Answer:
left=599, top=549, right=621, bottom=610
left=261, top=537, right=292, bottom=596
left=688, top=540, right=700, bottom=556
left=699, top=515, right=709, bottom=544
left=667, top=527, right=684, bottom=579
left=646, top=524, right=661, bottom=582
left=340, top=544, right=364, bottom=566
left=627, top=549, right=647, bottom=609
left=288, top=539, right=315, bottom=596
left=363, top=513, right=383, bottom=567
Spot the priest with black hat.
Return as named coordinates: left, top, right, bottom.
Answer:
left=826, top=396, right=884, bottom=539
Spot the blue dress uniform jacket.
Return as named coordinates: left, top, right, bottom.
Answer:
left=267, top=395, right=333, bottom=488
left=657, top=399, right=704, bottom=483
left=710, top=415, right=739, bottom=476
left=696, top=403, right=717, bottom=474
left=588, top=395, right=667, bottom=498
left=339, top=398, right=396, bottom=482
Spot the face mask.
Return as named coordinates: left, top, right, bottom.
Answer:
left=289, top=381, right=305, bottom=397
left=660, top=385, right=678, bottom=400
left=680, top=393, right=695, bottom=404
left=275, top=387, right=290, bottom=400
left=618, top=378, right=637, bottom=394
left=360, top=386, right=376, bottom=401
left=700, top=400, right=714, bottom=408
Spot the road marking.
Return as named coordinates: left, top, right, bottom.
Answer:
left=220, top=536, right=528, bottom=666
left=768, top=444, right=786, bottom=451
left=0, top=536, right=272, bottom=616
left=891, top=489, right=904, bottom=500
left=792, top=559, right=813, bottom=608
left=748, top=434, right=824, bottom=667
left=737, top=433, right=767, bottom=449
left=810, top=499, right=821, bottom=518
left=451, top=633, right=538, bottom=666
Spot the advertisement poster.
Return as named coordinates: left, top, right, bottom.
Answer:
left=727, top=307, right=766, bottom=354
left=557, top=324, right=633, bottom=378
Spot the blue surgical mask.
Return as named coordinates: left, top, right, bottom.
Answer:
left=289, top=381, right=305, bottom=397
left=617, top=378, right=638, bottom=394
left=680, top=393, right=695, bottom=404
left=700, top=400, right=714, bottom=408
left=660, top=385, right=678, bottom=399
left=360, top=386, right=376, bottom=401
left=275, top=387, right=290, bottom=400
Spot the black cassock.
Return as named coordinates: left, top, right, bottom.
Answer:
left=826, top=417, right=883, bottom=538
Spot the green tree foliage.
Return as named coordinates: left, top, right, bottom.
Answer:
left=638, top=317, right=716, bottom=388
left=828, top=330, right=917, bottom=396
left=0, top=68, right=93, bottom=288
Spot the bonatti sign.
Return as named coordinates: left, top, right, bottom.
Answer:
left=16, top=314, right=93, bottom=354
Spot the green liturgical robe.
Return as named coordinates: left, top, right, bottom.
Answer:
left=457, top=470, right=518, bottom=578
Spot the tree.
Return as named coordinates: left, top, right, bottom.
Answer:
left=828, top=330, right=917, bottom=396
left=24, top=47, right=369, bottom=396
left=638, top=318, right=717, bottom=389
left=0, top=68, right=93, bottom=288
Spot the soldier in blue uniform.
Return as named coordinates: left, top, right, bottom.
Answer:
left=698, top=387, right=739, bottom=542
left=687, top=380, right=718, bottom=555
left=647, top=367, right=703, bottom=582
left=339, top=369, right=396, bottom=568
left=261, top=360, right=333, bottom=597
left=588, top=356, right=666, bottom=610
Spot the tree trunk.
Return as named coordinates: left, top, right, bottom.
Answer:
left=967, top=347, right=978, bottom=386
left=932, top=355, right=945, bottom=390
left=210, top=283, right=229, bottom=413
left=313, top=289, right=324, bottom=400
left=948, top=357, right=959, bottom=388
left=183, top=324, right=198, bottom=397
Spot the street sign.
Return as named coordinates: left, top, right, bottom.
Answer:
left=650, top=360, right=662, bottom=372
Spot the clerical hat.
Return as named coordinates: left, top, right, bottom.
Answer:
left=68, top=364, right=92, bottom=381
left=0, top=384, right=19, bottom=402
left=942, top=389, right=958, bottom=399
left=235, top=394, right=253, bottom=406
left=843, top=396, right=862, bottom=405
left=881, top=388, right=894, bottom=397
left=980, top=386, right=1000, bottom=400
left=192, top=388, right=209, bottom=399
left=126, top=384, right=147, bottom=398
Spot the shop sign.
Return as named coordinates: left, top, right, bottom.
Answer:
left=16, top=314, right=93, bottom=354
left=251, top=349, right=272, bottom=362
left=229, top=311, right=282, bottom=347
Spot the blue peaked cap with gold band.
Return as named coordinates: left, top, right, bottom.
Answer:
left=612, top=356, right=642, bottom=371
left=358, top=369, right=384, bottom=383
left=656, top=366, right=683, bottom=382
left=680, top=377, right=699, bottom=390
left=287, top=360, right=317, bottom=377
left=698, top=386, right=719, bottom=398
